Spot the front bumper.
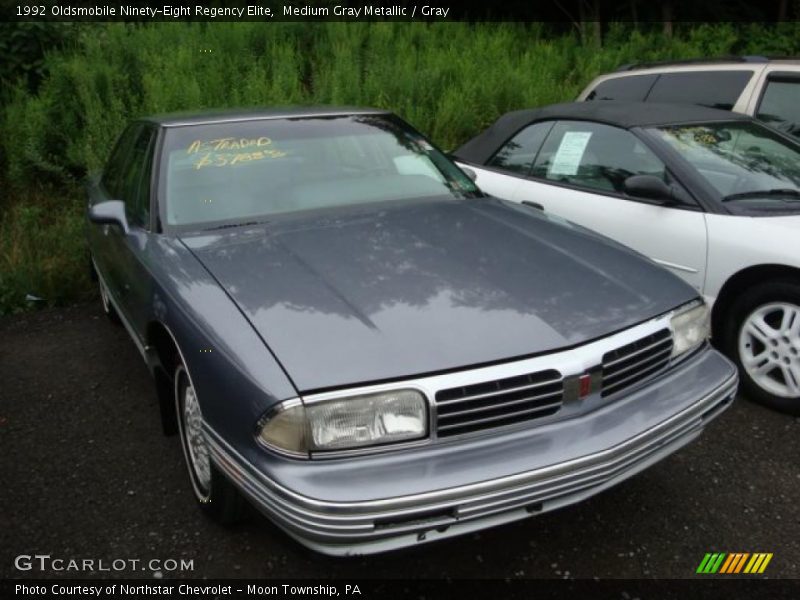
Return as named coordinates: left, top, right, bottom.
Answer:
left=205, top=346, right=737, bottom=556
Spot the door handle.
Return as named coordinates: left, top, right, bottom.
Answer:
left=522, top=201, right=545, bottom=211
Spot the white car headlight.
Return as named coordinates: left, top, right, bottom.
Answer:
left=258, top=390, right=428, bottom=455
left=670, top=300, right=711, bottom=358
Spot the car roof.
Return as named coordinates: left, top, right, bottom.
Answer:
left=615, top=55, right=800, bottom=72
left=140, top=106, right=391, bottom=127
left=453, top=101, right=750, bottom=165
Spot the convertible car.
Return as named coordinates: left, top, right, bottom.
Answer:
left=454, top=102, right=800, bottom=415
left=87, top=107, right=737, bottom=555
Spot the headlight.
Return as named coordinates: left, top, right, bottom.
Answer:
left=670, top=300, right=711, bottom=358
left=258, top=390, right=428, bottom=455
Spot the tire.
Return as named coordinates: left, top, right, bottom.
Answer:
left=720, top=280, right=800, bottom=416
left=97, top=276, right=121, bottom=325
left=175, top=364, right=248, bottom=524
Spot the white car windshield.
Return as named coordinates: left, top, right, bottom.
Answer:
left=650, top=122, right=800, bottom=202
left=160, top=114, right=479, bottom=229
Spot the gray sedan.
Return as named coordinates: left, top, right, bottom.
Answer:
left=87, top=107, right=738, bottom=555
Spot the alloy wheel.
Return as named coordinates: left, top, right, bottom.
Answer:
left=738, top=302, right=800, bottom=399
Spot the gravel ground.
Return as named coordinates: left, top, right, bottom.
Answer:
left=1, top=303, right=798, bottom=580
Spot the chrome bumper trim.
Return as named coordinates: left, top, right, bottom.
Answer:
left=204, top=371, right=737, bottom=553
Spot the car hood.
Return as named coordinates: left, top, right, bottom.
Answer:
left=181, top=198, right=696, bottom=391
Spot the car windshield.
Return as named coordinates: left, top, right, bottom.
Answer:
left=159, top=114, right=479, bottom=229
left=648, top=122, right=800, bottom=202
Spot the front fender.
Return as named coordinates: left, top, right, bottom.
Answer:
left=144, top=235, right=297, bottom=445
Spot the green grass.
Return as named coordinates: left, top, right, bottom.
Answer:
left=0, top=186, right=92, bottom=314
left=3, top=21, right=800, bottom=314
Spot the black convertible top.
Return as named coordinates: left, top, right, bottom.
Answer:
left=453, top=101, right=750, bottom=165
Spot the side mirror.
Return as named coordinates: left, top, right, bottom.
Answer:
left=88, top=200, right=129, bottom=234
left=460, top=166, right=478, bottom=182
left=623, top=175, right=673, bottom=203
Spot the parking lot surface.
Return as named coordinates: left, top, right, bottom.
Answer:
left=1, top=303, right=798, bottom=579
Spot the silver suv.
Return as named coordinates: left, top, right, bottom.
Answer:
left=578, top=56, right=800, bottom=138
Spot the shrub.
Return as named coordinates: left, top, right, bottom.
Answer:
left=0, top=188, right=91, bottom=314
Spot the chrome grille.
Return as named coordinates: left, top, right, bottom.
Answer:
left=601, top=329, right=673, bottom=397
left=435, top=369, right=563, bottom=437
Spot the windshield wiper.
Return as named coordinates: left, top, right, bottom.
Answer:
left=723, top=188, right=800, bottom=202
left=203, top=219, right=269, bottom=231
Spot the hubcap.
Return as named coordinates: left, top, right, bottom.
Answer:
left=182, top=384, right=212, bottom=494
left=739, top=302, right=800, bottom=399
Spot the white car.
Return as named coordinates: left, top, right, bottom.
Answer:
left=578, top=56, right=800, bottom=139
left=454, top=102, right=800, bottom=414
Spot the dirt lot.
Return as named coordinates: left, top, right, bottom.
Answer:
left=1, top=303, right=799, bottom=580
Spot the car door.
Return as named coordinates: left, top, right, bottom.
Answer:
left=498, top=120, right=709, bottom=293
left=90, top=123, right=141, bottom=305
left=110, top=124, right=158, bottom=338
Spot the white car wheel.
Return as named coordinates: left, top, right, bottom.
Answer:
left=738, top=302, right=800, bottom=399
left=724, top=280, right=800, bottom=416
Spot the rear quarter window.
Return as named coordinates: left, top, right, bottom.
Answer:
left=644, top=70, right=753, bottom=110
left=756, top=76, right=800, bottom=138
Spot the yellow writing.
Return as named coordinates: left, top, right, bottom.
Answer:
left=187, top=136, right=288, bottom=169
left=187, top=137, right=274, bottom=154
left=193, top=148, right=288, bottom=170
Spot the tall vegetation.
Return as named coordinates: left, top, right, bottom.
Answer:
left=2, top=21, right=800, bottom=314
